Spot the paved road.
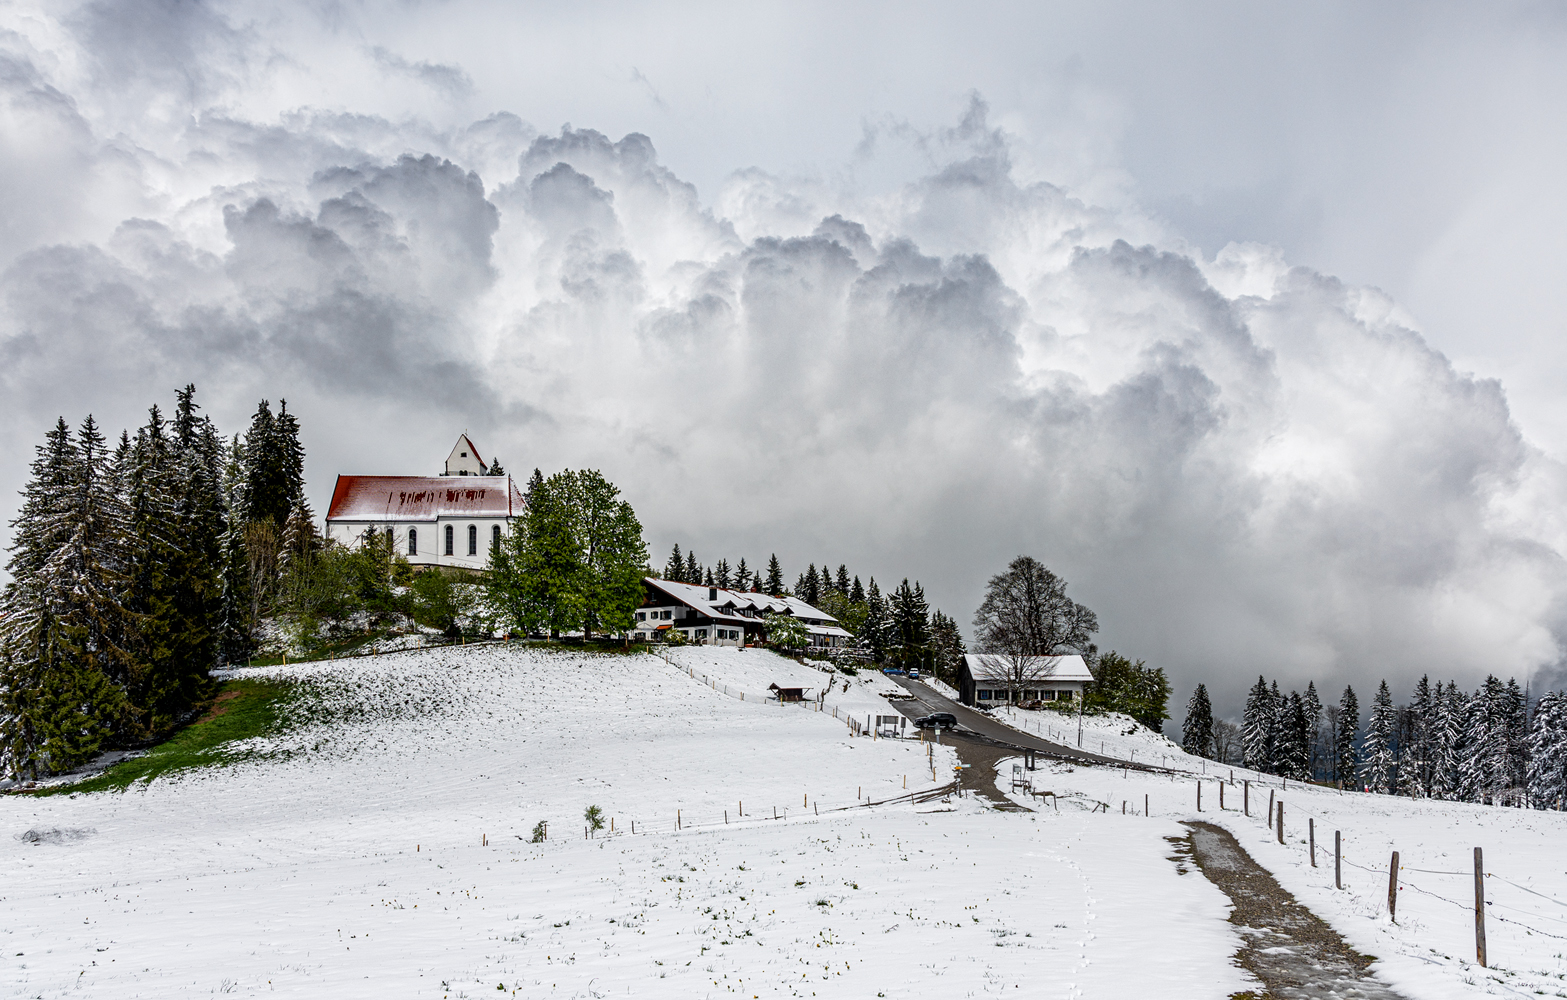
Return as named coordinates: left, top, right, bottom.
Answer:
left=883, top=675, right=1159, bottom=770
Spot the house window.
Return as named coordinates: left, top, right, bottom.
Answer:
left=445, top=524, right=454, bottom=555
left=492, top=524, right=501, bottom=549
left=1042, top=690, right=1057, bottom=701
left=467, top=524, right=477, bottom=555
left=661, top=610, right=672, bottom=620
left=408, top=528, right=417, bottom=555
left=696, top=629, right=708, bottom=639
left=1058, top=690, right=1073, bottom=701
left=978, top=691, right=992, bottom=700
left=637, top=612, right=646, bottom=621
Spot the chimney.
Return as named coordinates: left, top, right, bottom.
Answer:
left=709, top=588, right=718, bottom=601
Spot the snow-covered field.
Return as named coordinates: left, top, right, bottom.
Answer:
left=987, top=703, right=1189, bottom=766
left=3, top=645, right=1564, bottom=998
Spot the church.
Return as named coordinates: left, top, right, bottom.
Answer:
left=323, top=434, right=523, bottom=570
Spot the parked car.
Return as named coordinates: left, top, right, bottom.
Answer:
left=907, top=669, right=921, bottom=680
left=881, top=667, right=906, bottom=676
left=913, top=712, right=957, bottom=730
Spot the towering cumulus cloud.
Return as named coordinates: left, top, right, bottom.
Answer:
left=0, top=3, right=1562, bottom=713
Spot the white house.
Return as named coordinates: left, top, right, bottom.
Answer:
left=957, top=653, right=1094, bottom=708
left=631, top=578, right=854, bottom=649
left=323, top=435, right=522, bottom=571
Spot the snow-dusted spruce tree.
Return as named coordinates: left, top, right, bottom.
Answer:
left=1268, top=680, right=1288, bottom=771
left=1335, top=685, right=1360, bottom=789
left=1403, top=675, right=1434, bottom=797
left=1182, top=684, right=1216, bottom=759
left=928, top=611, right=966, bottom=683
left=1303, top=681, right=1323, bottom=780
left=856, top=580, right=891, bottom=662
left=1283, top=691, right=1311, bottom=780
left=1459, top=676, right=1512, bottom=804
left=1242, top=676, right=1272, bottom=771
left=1504, top=678, right=1528, bottom=795
left=0, top=417, right=136, bottom=778
left=764, top=555, right=785, bottom=596
left=1433, top=681, right=1468, bottom=800
left=1527, top=691, right=1567, bottom=809
left=1360, top=681, right=1397, bottom=793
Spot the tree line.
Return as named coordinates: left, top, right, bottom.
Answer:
left=1180, top=673, right=1567, bottom=808
left=0, top=389, right=307, bottom=778
left=655, top=545, right=966, bottom=676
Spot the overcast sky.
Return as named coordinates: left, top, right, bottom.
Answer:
left=3, top=0, right=1566, bottom=721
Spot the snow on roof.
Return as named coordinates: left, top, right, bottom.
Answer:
left=643, top=578, right=842, bottom=628
left=963, top=653, right=1094, bottom=684
left=326, top=476, right=523, bottom=521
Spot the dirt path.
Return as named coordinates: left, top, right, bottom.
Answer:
left=1174, top=821, right=1407, bottom=999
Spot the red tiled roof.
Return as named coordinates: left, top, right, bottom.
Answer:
left=326, top=476, right=522, bottom=521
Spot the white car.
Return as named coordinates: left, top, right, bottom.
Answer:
left=908, top=669, right=921, bottom=680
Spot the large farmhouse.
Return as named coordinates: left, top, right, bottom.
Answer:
left=632, top=578, right=853, bottom=649
left=324, top=434, right=523, bottom=571
left=957, top=653, right=1094, bottom=707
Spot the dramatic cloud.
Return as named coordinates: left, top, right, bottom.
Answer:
left=2, top=2, right=1564, bottom=720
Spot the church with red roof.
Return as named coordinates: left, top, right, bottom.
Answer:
left=323, top=434, right=523, bottom=570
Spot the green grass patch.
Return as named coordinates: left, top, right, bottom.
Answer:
left=37, top=677, right=298, bottom=796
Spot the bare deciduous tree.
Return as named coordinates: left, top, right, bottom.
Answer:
left=972, top=556, right=1097, bottom=658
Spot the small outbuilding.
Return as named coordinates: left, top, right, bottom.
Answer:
left=768, top=683, right=810, bottom=703
left=958, top=653, right=1094, bottom=708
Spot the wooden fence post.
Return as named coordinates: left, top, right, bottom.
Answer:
left=1309, top=818, right=1316, bottom=866
left=677, top=809, right=681, bottom=830
left=1335, top=830, right=1342, bottom=889
left=1475, top=846, right=1488, bottom=967
left=1277, top=802, right=1284, bottom=844
left=1145, top=793, right=1149, bottom=816
left=1387, top=851, right=1400, bottom=922
left=1220, top=782, right=1225, bottom=810
left=1197, top=780, right=1202, bottom=812
left=1244, top=781, right=1250, bottom=816
left=1267, top=789, right=1274, bottom=824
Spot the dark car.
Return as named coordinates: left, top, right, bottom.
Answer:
left=913, top=712, right=958, bottom=730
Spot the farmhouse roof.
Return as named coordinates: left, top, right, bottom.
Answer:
left=642, top=578, right=845, bottom=633
left=962, top=653, right=1094, bottom=684
left=326, top=475, right=523, bottom=521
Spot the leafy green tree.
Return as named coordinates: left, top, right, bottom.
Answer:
left=1085, top=652, right=1170, bottom=731
left=763, top=612, right=810, bottom=651
left=575, top=470, right=649, bottom=639
left=410, top=569, right=463, bottom=635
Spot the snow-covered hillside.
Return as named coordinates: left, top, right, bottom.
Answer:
left=3, top=645, right=1565, bottom=998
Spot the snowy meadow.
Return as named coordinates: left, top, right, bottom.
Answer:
left=3, top=645, right=1565, bottom=998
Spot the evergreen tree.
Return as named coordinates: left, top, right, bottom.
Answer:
left=1182, top=684, right=1215, bottom=758
left=734, top=557, right=750, bottom=591
left=1526, top=690, right=1567, bottom=810
left=714, top=559, right=731, bottom=589
left=849, top=575, right=865, bottom=604
left=0, top=416, right=136, bottom=775
left=684, top=551, right=699, bottom=586
left=1268, top=680, right=1287, bottom=772
left=800, top=566, right=819, bottom=605
left=486, top=458, right=506, bottom=476
left=1242, top=676, right=1272, bottom=771
left=891, top=579, right=931, bottom=651
left=835, top=565, right=850, bottom=594
left=1284, top=691, right=1310, bottom=780
left=1504, top=678, right=1528, bottom=793
left=765, top=555, right=784, bottom=596
left=704, top=567, right=715, bottom=587
left=1361, top=680, right=1396, bottom=793
left=929, top=610, right=966, bottom=682
left=1303, top=681, right=1323, bottom=780
left=1403, top=675, right=1434, bottom=797
left=857, top=579, right=891, bottom=662
left=275, top=400, right=304, bottom=515
left=1460, top=675, right=1512, bottom=804
left=1433, top=681, right=1467, bottom=800
left=663, top=544, right=684, bottom=582
left=1335, top=685, right=1360, bottom=789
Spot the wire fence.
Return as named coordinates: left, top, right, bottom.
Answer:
left=1196, top=771, right=1567, bottom=955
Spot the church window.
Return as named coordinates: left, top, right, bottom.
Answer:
left=468, top=524, right=477, bottom=555
left=492, top=524, right=501, bottom=549
left=445, top=525, right=454, bottom=555
left=408, top=528, right=417, bottom=556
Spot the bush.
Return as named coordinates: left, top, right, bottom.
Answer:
left=584, top=804, right=604, bottom=833
left=530, top=820, right=548, bottom=843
